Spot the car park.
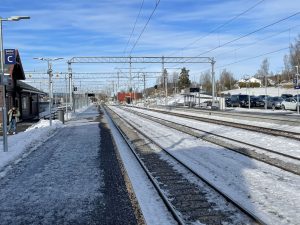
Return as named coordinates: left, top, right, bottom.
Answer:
left=281, top=98, right=299, bottom=110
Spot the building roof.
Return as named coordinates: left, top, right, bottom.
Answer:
left=17, top=80, right=45, bottom=94
left=238, top=77, right=262, bottom=83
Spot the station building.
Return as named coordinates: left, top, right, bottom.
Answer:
left=0, top=50, right=44, bottom=123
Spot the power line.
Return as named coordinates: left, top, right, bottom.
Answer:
left=123, top=0, right=145, bottom=54
left=216, top=47, right=289, bottom=69
left=169, top=11, right=300, bottom=70
left=196, top=11, right=300, bottom=57
left=168, top=0, right=265, bottom=56
left=215, top=24, right=300, bottom=59
left=197, top=47, right=289, bottom=75
left=129, top=0, right=161, bottom=55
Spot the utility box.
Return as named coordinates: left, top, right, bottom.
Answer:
left=219, top=97, right=226, bottom=110
left=57, top=109, right=64, bottom=124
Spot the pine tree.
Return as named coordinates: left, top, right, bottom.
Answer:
left=177, top=67, right=191, bottom=90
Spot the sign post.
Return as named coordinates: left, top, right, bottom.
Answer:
left=295, top=66, right=299, bottom=114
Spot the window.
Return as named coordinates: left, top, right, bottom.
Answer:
left=22, top=97, right=27, bottom=110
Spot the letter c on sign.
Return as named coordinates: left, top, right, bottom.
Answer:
left=7, top=56, right=13, bottom=63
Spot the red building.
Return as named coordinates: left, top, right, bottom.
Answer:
left=117, top=92, right=142, bottom=103
left=0, top=50, right=44, bottom=123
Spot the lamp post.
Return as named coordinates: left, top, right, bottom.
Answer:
left=295, top=66, right=299, bottom=114
left=33, top=57, right=63, bottom=126
left=1, top=16, right=30, bottom=152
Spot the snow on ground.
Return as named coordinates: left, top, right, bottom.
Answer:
left=110, top=106, right=300, bottom=225
left=148, top=106, right=300, bottom=133
left=65, top=105, right=90, bottom=120
left=0, top=108, right=104, bottom=224
left=228, top=107, right=293, bottom=114
left=0, top=120, right=63, bottom=174
left=0, top=104, right=177, bottom=225
left=103, top=108, right=176, bottom=225
left=0, top=104, right=92, bottom=175
left=128, top=107, right=300, bottom=162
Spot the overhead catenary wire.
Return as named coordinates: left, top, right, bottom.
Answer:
left=216, top=47, right=290, bottom=69
left=123, top=0, right=145, bottom=54
left=168, top=0, right=265, bottom=57
left=129, top=0, right=161, bottom=55
left=196, top=47, right=290, bottom=75
left=214, top=24, right=300, bottom=59
left=169, top=11, right=300, bottom=69
left=196, top=11, right=300, bottom=57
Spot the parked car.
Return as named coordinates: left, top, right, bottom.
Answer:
left=257, top=95, right=270, bottom=106
left=281, top=98, right=299, bottom=110
left=281, top=94, right=293, bottom=99
left=258, top=95, right=270, bottom=99
left=250, top=96, right=265, bottom=107
left=294, top=94, right=300, bottom=100
left=199, top=100, right=211, bottom=108
left=266, top=97, right=284, bottom=109
left=230, top=94, right=249, bottom=107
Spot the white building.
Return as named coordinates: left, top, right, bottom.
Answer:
left=237, top=77, right=262, bottom=87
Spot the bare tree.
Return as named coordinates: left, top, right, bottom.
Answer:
left=290, top=34, right=300, bottom=68
left=219, top=69, right=235, bottom=91
left=200, top=71, right=212, bottom=94
left=282, top=54, right=291, bottom=82
left=169, top=72, right=179, bottom=93
left=256, top=58, right=270, bottom=86
left=156, top=69, right=168, bottom=89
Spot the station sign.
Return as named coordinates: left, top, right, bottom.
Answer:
left=4, top=49, right=16, bottom=65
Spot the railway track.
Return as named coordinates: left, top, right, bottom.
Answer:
left=133, top=106, right=300, bottom=141
left=104, top=106, right=263, bottom=225
left=154, top=105, right=300, bottom=127
left=122, top=106, right=300, bottom=175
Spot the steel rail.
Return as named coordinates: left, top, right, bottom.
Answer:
left=103, top=106, right=185, bottom=225
left=126, top=107, right=300, bottom=161
left=143, top=107, right=300, bottom=140
left=122, top=107, right=300, bottom=176
left=107, top=105, right=266, bottom=225
left=163, top=106, right=300, bottom=125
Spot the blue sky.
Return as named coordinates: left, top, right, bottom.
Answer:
left=1, top=0, right=300, bottom=92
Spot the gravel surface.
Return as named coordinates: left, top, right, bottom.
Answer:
left=97, top=111, right=141, bottom=225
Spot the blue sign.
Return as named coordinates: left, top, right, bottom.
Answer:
left=4, top=49, right=16, bottom=64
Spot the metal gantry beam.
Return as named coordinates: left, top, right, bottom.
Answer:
left=25, top=71, right=162, bottom=80
left=65, top=56, right=216, bottom=103
left=68, top=56, right=214, bottom=64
